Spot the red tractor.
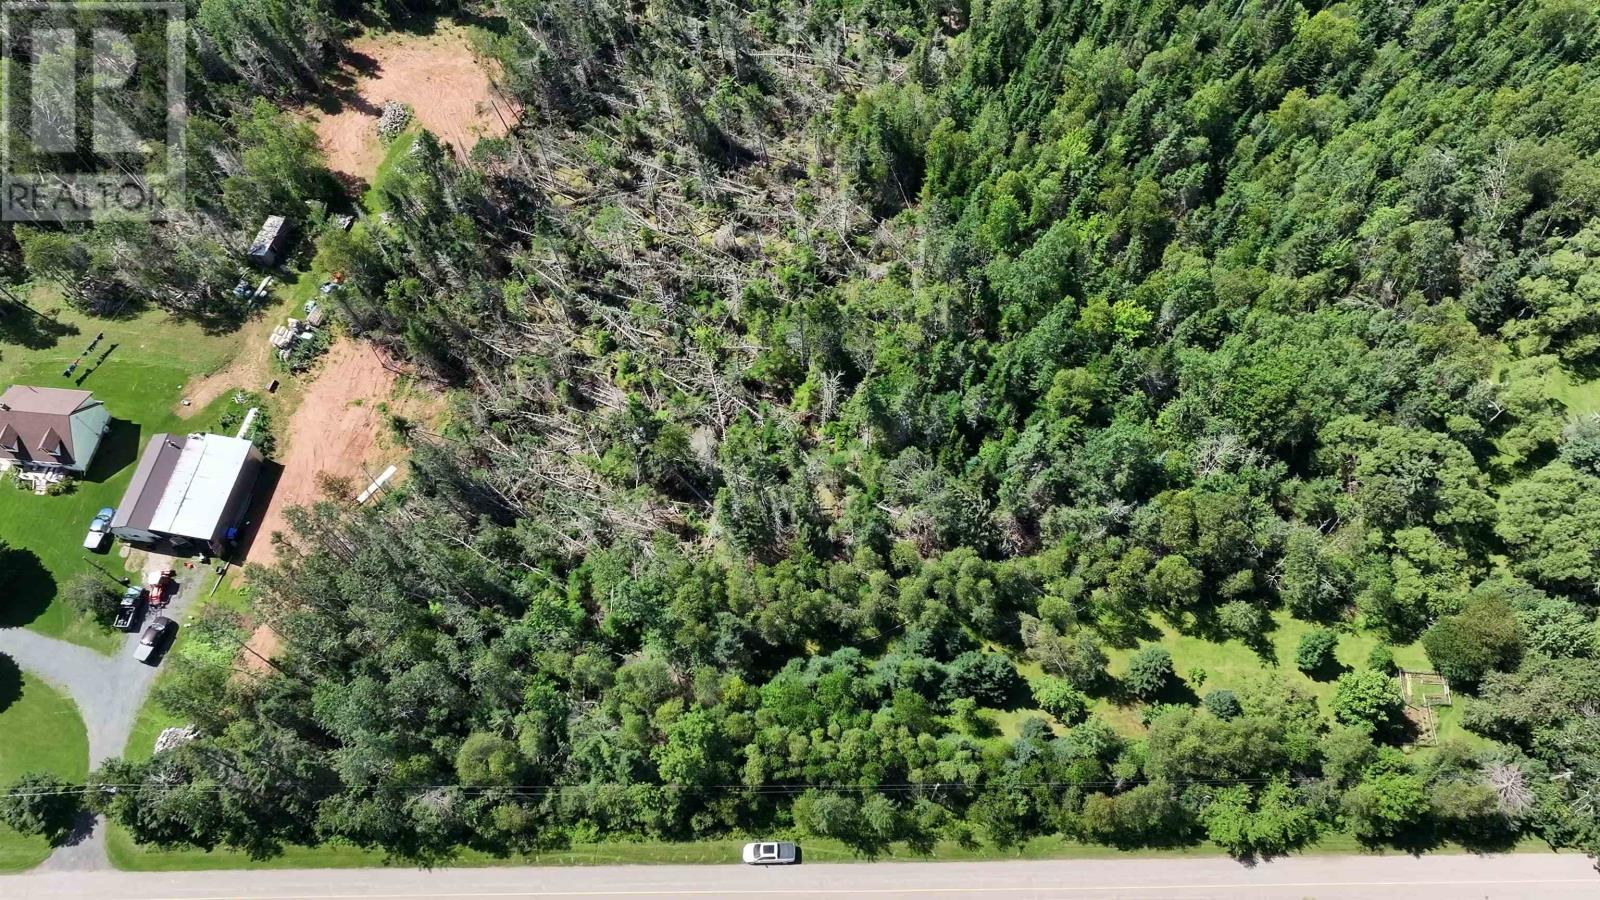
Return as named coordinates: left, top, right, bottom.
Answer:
left=144, top=569, right=176, bottom=609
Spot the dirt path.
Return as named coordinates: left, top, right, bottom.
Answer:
left=309, top=25, right=514, bottom=184
left=244, top=340, right=404, bottom=567
left=176, top=320, right=278, bottom=418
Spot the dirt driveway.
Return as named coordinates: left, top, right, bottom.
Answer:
left=243, top=340, right=406, bottom=566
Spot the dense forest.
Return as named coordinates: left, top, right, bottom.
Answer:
left=6, top=0, right=1600, bottom=862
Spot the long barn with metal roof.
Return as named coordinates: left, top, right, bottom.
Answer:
left=111, top=432, right=262, bottom=556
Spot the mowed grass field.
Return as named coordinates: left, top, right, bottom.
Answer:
left=105, top=823, right=1554, bottom=872
left=0, top=658, right=89, bottom=873
left=0, top=293, right=278, bottom=651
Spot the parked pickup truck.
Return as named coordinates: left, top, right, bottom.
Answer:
left=82, top=507, right=115, bottom=551
left=741, top=841, right=801, bottom=865
left=113, top=585, right=145, bottom=631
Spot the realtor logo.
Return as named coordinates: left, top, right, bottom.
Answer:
left=1, top=0, right=186, bottom=221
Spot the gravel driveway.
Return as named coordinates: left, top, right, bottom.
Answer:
left=0, top=573, right=203, bottom=871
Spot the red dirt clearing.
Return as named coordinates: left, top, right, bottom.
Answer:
left=245, top=340, right=398, bottom=567
left=311, top=25, right=514, bottom=183
left=237, top=625, right=284, bottom=676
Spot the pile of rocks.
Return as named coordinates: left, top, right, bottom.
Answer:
left=377, top=100, right=413, bottom=142
left=153, top=725, right=199, bottom=755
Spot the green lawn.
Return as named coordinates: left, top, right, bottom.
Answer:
left=106, top=823, right=1555, bottom=872
left=0, top=295, right=278, bottom=651
left=1095, top=611, right=1431, bottom=724
left=1541, top=366, right=1600, bottom=417
left=0, top=660, right=90, bottom=873
left=122, top=688, right=186, bottom=765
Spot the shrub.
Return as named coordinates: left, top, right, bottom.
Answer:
left=1216, top=600, right=1268, bottom=639
left=1295, top=627, right=1340, bottom=674
left=1031, top=677, right=1088, bottom=724
left=942, top=651, right=1021, bottom=706
left=1342, top=752, right=1428, bottom=841
left=281, top=325, right=332, bottom=372
left=948, top=697, right=997, bottom=737
left=1330, top=670, right=1404, bottom=733
left=1558, top=413, right=1600, bottom=475
left=61, top=572, right=121, bottom=621
left=0, top=772, right=81, bottom=843
left=1056, top=631, right=1110, bottom=691
left=1202, top=689, right=1241, bottom=720
left=455, top=733, right=527, bottom=786
left=1366, top=644, right=1396, bottom=674
left=1423, top=595, right=1521, bottom=686
left=1125, top=645, right=1174, bottom=700
left=216, top=390, right=276, bottom=457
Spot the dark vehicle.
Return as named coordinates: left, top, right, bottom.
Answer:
left=741, top=841, right=800, bottom=865
left=134, top=616, right=176, bottom=664
left=113, top=586, right=145, bottom=631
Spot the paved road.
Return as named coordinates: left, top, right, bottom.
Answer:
left=0, top=572, right=201, bottom=871
left=1, top=853, right=1595, bottom=899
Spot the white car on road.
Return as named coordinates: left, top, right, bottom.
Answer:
left=741, top=841, right=800, bottom=865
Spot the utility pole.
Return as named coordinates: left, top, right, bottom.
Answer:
left=80, top=555, right=131, bottom=586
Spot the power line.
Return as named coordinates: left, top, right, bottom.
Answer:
left=3, top=776, right=1317, bottom=800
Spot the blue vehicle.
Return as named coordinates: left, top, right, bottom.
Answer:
left=82, top=507, right=116, bottom=551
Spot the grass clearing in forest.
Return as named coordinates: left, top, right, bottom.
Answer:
left=1068, top=611, right=1430, bottom=735
left=1542, top=367, right=1600, bottom=417
left=0, top=662, right=89, bottom=872
left=307, top=23, right=512, bottom=187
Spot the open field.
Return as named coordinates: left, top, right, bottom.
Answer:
left=989, top=610, right=1469, bottom=748
left=0, top=660, right=89, bottom=873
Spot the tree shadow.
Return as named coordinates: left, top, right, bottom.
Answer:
left=1105, top=675, right=1199, bottom=709
left=49, top=807, right=98, bottom=848
left=84, top=418, right=141, bottom=484
left=1149, top=677, right=1200, bottom=707
left=996, top=673, right=1036, bottom=713
left=0, top=304, right=78, bottom=349
left=1186, top=605, right=1279, bottom=664
left=305, top=38, right=390, bottom=125
left=0, top=546, right=54, bottom=629
left=333, top=170, right=372, bottom=197
left=1369, top=823, right=1447, bottom=856
left=1300, top=657, right=1350, bottom=682
left=1097, top=612, right=1161, bottom=650
left=187, top=286, right=280, bottom=336
left=0, top=651, right=21, bottom=715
